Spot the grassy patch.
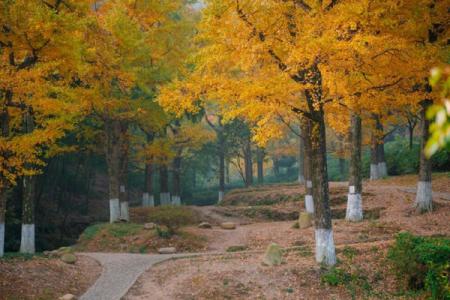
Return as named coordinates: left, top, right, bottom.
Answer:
left=1, top=252, right=43, bottom=261
left=226, top=245, right=248, bottom=252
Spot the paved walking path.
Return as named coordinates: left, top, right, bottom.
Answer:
left=79, top=251, right=233, bottom=300
left=79, top=253, right=179, bottom=300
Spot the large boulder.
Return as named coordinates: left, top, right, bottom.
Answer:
left=262, top=243, right=283, bottom=266
left=198, top=222, right=212, bottom=229
left=60, top=253, right=77, bottom=264
left=220, top=222, right=236, bottom=230
left=158, top=247, right=176, bottom=254
left=298, top=212, right=313, bottom=229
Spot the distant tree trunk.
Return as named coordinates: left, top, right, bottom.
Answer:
left=376, top=117, right=387, bottom=178
left=20, top=107, right=36, bottom=254
left=218, top=131, right=225, bottom=202
left=143, top=163, right=154, bottom=207
left=225, top=159, right=230, bottom=185
left=339, top=158, right=346, bottom=176
left=0, top=190, right=6, bottom=257
left=298, top=134, right=305, bottom=184
left=244, top=136, right=253, bottom=187
left=0, top=104, right=9, bottom=257
left=370, top=129, right=379, bottom=180
left=256, top=147, right=264, bottom=184
left=408, top=123, right=415, bottom=150
left=143, top=133, right=154, bottom=207
left=105, top=119, right=122, bottom=223
left=119, top=164, right=129, bottom=222
left=415, top=99, right=433, bottom=213
left=346, top=113, right=363, bottom=222
left=159, top=164, right=170, bottom=205
left=172, top=154, right=182, bottom=206
left=301, top=119, right=314, bottom=214
left=273, top=158, right=280, bottom=177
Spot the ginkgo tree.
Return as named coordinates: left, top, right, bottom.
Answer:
left=0, top=0, right=89, bottom=255
left=160, top=0, right=447, bottom=266
left=82, top=0, right=196, bottom=222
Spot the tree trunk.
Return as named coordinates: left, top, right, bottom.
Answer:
left=298, top=134, right=305, bottom=184
left=273, top=158, right=280, bottom=177
left=370, top=130, right=379, bottom=180
left=172, top=155, right=182, bottom=206
left=303, top=65, right=335, bottom=266
left=159, top=164, right=170, bottom=205
left=301, top=119, right=314, bottom=214
left=143, top=163, right=154, bottom=207
left=105, top=119, right=121, bottom=223
left=244, top=136, right=253, bottom=187
left=256, top=147, right=264, bottom=184
left=0, top=190, right=5, bottom=257
left=346, top=113, right=363, bottom=222
left=376, top=117, right=387, bottom=178
left=0, top=103, right=9, bottom=257
left=338, top=158, right=346, bottom=177
left=415, top=99, right=433, bottom=213
left=408, top=124, right=414, bottom=150
left=143, top=133, right=154, bottom=207
left=310, top=114, right=336, bottom=266
left=218, top=131, right=225, bottom=202
left=20, top=108, right=36, bottom=254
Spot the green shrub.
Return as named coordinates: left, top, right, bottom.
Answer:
left=387, top=232, right=450, bottom=299
left=148, top=206, right=197, bottom=234
left=321, top=267, right=352, bottom=286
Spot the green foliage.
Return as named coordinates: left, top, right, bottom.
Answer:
left=1, top=252, right=43, bottom=261
left=106, top=223, right=142, bottom=238
left=155, top=225, right=173, bottom=238
left=147, top=206, right=198, bottom=234
left=321, top=267, right=352, bottom=286
left=387, top=232, right=450, bottom=299
left=80, top=223, right=103, bottom=241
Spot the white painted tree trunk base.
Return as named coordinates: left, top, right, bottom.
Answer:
left=20, top=224, right=35, bottom=254
left=218, top=191, right=224, bottom=203
left=370, top=164, right=379, bottom=180
left=160, top=193, right=171, bottom=206
left=315, top=229, right=336, bottom=266
left=346, top=193, right=363, bottom=222
left=0, top=223, right=4, bottom=257
left=171, top=196, right=181, bottom=206
left=415, top=181, right=432, bottom=213
left=378, top=162, right=387, bottom=178
left=120, top=202, right=130, bottom=221
left=142, top=193, right=155, bottom=207
left=298, top=174, right=305, bottom=184
left=109, top=199, right=120, bottom=223
left=305, top=195, right=314, bottom=214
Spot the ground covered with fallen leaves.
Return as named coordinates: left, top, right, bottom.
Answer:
left=126, top=173, right=450, bottom=300
left=0, top=254, right=101, bottom=300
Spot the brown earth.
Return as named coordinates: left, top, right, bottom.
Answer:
left=0, top=254, right=101, bottom=300
left=126, top=174, right=450, bottom=300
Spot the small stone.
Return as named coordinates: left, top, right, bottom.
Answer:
left=220, top=222, right=236, bottom=230
left=262, top=243, right=283, bottom=266
left=60, top=253, right=77, bottom=264
left=59, top=294, right=76, bottom=300
left=143, top=223, right=156, bottom=230
left=158, top=247, right=176, bottom=254
left=198, top=222, right=212, bottom=229
left=299, top=212, right=313, bottom=229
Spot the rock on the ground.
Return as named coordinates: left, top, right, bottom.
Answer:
left=143, top=223, right=156, bottom=230
left=262, top=243, right=283, bottom=266
left=220, top=222, right=236, bottom=230
left=158, top=247, right=176, bottom=254
left=299, top=212, right=313, bottom=229
left=198, top=222, right=212, bottom=229
left=59, top=294, right=76, bottom=300
left=60, top=253, right=77, bottom=264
